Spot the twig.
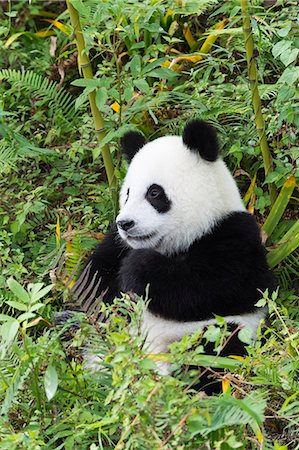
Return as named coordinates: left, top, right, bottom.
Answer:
left=158, top=408, right=196, bottom=449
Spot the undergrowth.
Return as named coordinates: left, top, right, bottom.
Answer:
left=0, top=0, right=298, bottom=449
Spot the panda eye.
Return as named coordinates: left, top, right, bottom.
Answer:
left=148, top=186, right=161, bottom=198
left=146, top=183, right=171, bottom=213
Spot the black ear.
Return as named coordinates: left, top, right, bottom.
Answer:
left=182, top=120, right=219, bottom=162
left=120, top=131, right=146, bottom=162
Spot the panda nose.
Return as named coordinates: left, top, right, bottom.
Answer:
left=117, top=220, right=135, bottom=232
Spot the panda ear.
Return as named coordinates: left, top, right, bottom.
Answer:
left=120, top=131, right=146, bottom=163
left=182, top=120, right=219, bottom=162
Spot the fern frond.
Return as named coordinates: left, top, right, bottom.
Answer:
left=259, top=83, right=280, bottom=101
left=0, top=69, right=77, bottom=120
left=0, top=143, right=17, bottom=173
left=65, top=235, right=83, bottom=276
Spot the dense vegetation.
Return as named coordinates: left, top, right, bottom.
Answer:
left=0, top=0, right=298, bottom=448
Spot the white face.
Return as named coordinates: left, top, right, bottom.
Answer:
left=116, top=136, right=245, bottom=255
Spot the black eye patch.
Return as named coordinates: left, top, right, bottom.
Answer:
left=145, top=184, right=171, bottom=213
left=125, top=188, right=130, bottom=203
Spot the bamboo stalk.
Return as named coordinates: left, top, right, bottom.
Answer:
left=241, top=0, right=277, bottom=206
left=66, top=1, right=117, bottom=202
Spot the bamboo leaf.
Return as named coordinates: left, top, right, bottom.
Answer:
left=170, top=19, right=227, bottom=66
left=4, top=32, right=29, bottom=48
left=222, top=378, right=230, bottom=394
left=243, top=173, right=257, bottom=206
left=44, top=19, right=71, bottom=36
left=262, top=175, right=296, bottom=240
left=183, top=23, right=197, bottom=49
left=35, top=29, right=55, bottom=38
left=267, top=221, right=299, bottom=268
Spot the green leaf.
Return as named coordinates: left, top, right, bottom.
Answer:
left=272, top=40, right=292, bottom=58
left=238, top=327, right=253, bottom=345
left=203, top=325, right=221, bottom=343
left=280, top=48, right=299, bottom=67
left=71, top=78, right=99, bottom=89
left=95, top=87, right=108, bottom=111
left=130, top=55, right=142, bottom=77
left=70, top=0, right=91, bottom=16
left=134, top=79, right=150, bottom=93
left=267, top=220, right=299, bottom=268
left=277, top=24, right=291, bottom=37
left=0, top=318, right=19, bottom=347
left=279, top=67, right=299, bottom=86
left=229, top=5, right=240, bottom=18
left=6, top=301, right=28, bottom=311
left=75, top=89, right=90, bottom=110
left=44, top=363, right=58, bottom=401
left=7, top=278, right=30, bottom=303
left=146, top=68, right=178, bottom=79
left=0, top=314, right=14, bottom=321
left=262, top=175, right=296, bottom=239
left=255, top=298, right=267, bottom=307
left=140, top=358, right=157, bottom=370
left=157, top=353, right=241, bottom=369
left=214, top=315, right=226, bottom=326
left=17, top=312, right=36, bottom=322
left=30, top=284, right=53, bottom=303
left=29, top=303, right=45, bottom=312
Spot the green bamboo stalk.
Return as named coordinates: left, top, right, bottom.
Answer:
left=66, top=1, right=117, bottom=200
left=262, top=175, right=296, bottom=240
left=241, top=0, right=277, bottom=206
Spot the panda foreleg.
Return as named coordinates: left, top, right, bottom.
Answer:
left=119, top=247, right=200, bottom=321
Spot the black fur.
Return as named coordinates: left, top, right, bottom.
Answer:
left=184, top=323, right=248, bottom=394
left=120, top=131, right=146, bottom=162
left=78, top=224, right=129, bottom=309
left=79, top=212, right=275, bottom=321
left=183, top=120, right=219, bottom=162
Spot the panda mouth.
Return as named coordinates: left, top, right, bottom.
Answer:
left=126, top=232, right=157, bottom=241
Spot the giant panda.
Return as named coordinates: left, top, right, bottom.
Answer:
left=69, top=119, right=275, bottom=390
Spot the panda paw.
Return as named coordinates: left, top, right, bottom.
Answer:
left=125, top=248, right=164, bottom=271
left=119, top=249, right=165, bottom=294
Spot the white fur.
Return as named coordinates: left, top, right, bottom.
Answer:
left=83, top=308, right=266, bottom=375
left=141, top=308, right=266, bottom=375
left=117, top=136, right=245, bottom=255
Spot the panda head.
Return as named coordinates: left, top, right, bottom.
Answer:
left=116, top=120, right=245, bottom=255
